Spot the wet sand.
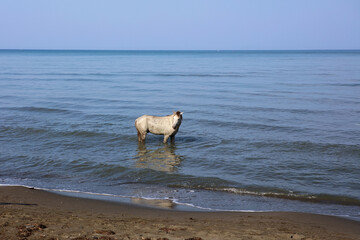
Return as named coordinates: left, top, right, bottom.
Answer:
left=1, top=186, right=359, bottom=240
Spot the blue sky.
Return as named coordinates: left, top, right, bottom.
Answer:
left=1, top=0, right=359, bottom=50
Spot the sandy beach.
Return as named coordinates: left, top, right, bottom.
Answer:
left=0, top=186, right=359, bottom=240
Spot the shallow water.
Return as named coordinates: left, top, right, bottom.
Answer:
left=0, top=50, right=359, bottom=220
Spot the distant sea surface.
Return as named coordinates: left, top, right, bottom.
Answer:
left=0, top=50, right=359, bottom=220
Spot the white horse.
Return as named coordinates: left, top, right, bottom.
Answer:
left=135, top=111, right=183, bottom=143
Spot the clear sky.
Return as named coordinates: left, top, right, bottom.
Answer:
left=1, top=0, right=359, bottom=50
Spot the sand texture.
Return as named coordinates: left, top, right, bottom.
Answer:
left=0, top=186, right=359, bottom=240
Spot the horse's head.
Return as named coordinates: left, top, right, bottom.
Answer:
left=172, top=111, right=183, bottom=129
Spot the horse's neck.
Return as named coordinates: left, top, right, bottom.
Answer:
left=165, top=115, right=175, bottom=123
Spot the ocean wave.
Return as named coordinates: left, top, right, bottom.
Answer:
left=0, top=72, right=118, bottom=77
left=151, top=73, right=247, bottom=78
left=220, top=187, right=360, bottom=206
left=219, top=104, right=331, bottom=115
left=199, top=118, right=304, bottom=133
left=4, top=106, right=74, bottom=114
left=328, top=83, right=360, bottom=87
left=250, top=141, right=360, bottom=155
left=172, top=185, right=360, bottom=207
left=0, top=71, right=248, bottom=78
left=0, top=126, right=48, bottom=136
left=0, top=125, right=128, bottom=142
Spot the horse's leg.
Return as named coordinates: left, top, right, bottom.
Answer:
left=170, top=136, right=175, bottom=143
left=163, top=135, right=170, bottom=143
left=141, top=132, right=147, bottom=142
left=137, top=130, right=142, bottom=142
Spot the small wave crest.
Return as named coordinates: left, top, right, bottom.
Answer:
left=250, top=141, right=360, bottom=155
left=0, top=126, right=48, bottom=136
left=198, top=187, right=360, bottom=206
left=4, top=106, right=74, bottom=114
left=151, top=72, right=246, bottom=78
left=0, top=124, right=128, bottom=142
left=199, top=118, right=303, bottom=133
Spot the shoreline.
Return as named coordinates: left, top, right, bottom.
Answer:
left=1, top=186, right=359, bottom=239
left=3, top=183, right=359, bottom=220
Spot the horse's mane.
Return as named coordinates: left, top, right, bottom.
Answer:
left=166, top=111, right=182, bottom=117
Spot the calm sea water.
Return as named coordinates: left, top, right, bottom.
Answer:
left=0, top=50, right=359, bottom=220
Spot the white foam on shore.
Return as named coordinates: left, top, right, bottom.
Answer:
left=0, top=183, right=256, bottom=212
left=171, top=199, right=256, bottom=212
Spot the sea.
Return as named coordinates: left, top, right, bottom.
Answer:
left=0, top=50, right=359, bottom=220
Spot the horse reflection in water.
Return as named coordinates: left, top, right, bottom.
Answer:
left=131, top=197, right=175, bottom=209
left=135, top=143, right=182, bottom=172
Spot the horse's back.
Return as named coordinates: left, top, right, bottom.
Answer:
left=148, top=116, right=170, bottom=134
left=135, top=115, right=160, bottom=128
left=136, top=115, right=171, bottom=134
